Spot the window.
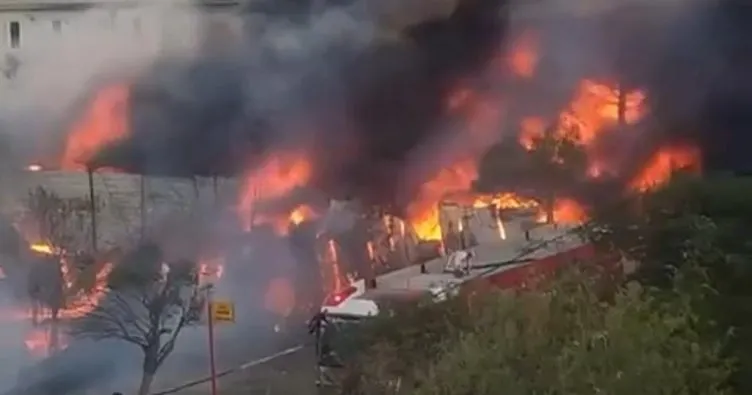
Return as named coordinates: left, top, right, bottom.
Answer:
left=9, top=21, right=20, bottom=48
left=52, top=20, right=61, bottom=33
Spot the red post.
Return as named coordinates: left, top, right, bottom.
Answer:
left=207, top=290, right=218, bottom=395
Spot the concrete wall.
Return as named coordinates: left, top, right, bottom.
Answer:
left=11, top=170, right=240, bottom=252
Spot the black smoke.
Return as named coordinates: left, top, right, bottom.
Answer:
left=89, top=0, right=512, bottom=212
left=88, top=0, right=752, bottom=215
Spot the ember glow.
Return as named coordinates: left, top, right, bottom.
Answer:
left=61, top=84, right=130, bottom=170
left=507, top=30, right=539, bottom=78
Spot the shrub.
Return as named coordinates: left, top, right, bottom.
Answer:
left=348, top=268, right=733, bottom=395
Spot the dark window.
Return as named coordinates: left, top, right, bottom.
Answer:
left=9, top=21, right=20, bottom=48
left=52, top=20, right=61, bottom=33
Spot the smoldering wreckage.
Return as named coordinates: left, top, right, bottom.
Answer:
left=0, top=0, right=750, bottom=392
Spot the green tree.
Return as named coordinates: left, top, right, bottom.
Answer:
left=475, top=122, right=589, bottom=222
left=348, top=266, right=731, bottom=395
left=588, top=175, right=752, bottom=393
left=69, top=244, right=206, bottom=395
left=415, top=275, right=730, bottom=395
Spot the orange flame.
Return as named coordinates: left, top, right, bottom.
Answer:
left=30, top=243, right=53, bottom=255
left=27, top=242, right=114, bottom=321
left=630, top=146, right=701, bottom=192
left=406, top=160, right=478, bottom=240
left=61, top=84, right=130, bottom=170
left=508, top=30, right=539, bottom=78
left=289, top=204, right=317, bottom=226
left=238, top=152, right=313, bottom=234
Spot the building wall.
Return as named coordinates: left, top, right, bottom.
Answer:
left=12, top=170, right=241, bottom=252
left=0, top=1, right=243, bottom=90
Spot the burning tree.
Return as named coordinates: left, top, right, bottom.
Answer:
left=69, top=244, right=205, bottom=395
left=475, top=123, right=588, bottom=223
left=24, top=187, right=92, bottom=353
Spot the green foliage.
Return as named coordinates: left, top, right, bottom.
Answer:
left=345, top=269, right=732, bottom=395
left=589, top=175, right=752, bottom=393
left=343, top=296, right=476, bottom=392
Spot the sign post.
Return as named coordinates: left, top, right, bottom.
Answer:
left=205, top=290, right=235, bottom=395
left=206, top=287, right=218, bottom=395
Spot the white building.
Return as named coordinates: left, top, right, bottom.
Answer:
left=0, top=0, right=243, bottom=84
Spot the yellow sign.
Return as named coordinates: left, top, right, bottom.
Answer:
left=210, top=300, right=235, bottom=323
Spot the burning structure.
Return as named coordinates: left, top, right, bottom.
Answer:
left=5, top=0, right=716, bottom=327
left=0, top=0, right=750, bottom=390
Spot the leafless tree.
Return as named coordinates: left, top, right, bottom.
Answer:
left=69, top=245, right=205, bottom=395
left=24, top=187, right=92, bottom=353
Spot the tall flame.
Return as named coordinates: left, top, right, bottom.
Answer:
left=61, top=84, right=130, bottom=170
left=238, top=152, right=313, bottom=233
left=630, top=146, right=701, bottom=192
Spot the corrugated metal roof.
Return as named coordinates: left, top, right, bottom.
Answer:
left=374, top=223, right=586, bottom=292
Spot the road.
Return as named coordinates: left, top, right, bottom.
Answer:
left=161, top=344, right=317, bottom=395
left=149, top=321, right=314, bottom=394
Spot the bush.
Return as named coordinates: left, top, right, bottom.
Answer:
left=348, top=268, right=733, bottom=395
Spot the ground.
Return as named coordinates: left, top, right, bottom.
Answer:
left=170, top=345, right=318, bottom=395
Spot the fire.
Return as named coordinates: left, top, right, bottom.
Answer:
left=561, top=80, right=647, bottom=144
left=507, top=30, right=539, bottom=78
left=30, top=243, right=53, bottom=255
left=534, top=198, right=588, bottom=224
left=630, top=146, right=701, bottom=192
left=408, top=77, right=650, bottom=241
left=26, top=242, right=114, bottom=320
left=406, top=160, right=477, bottom=240
left=238, top=152, right=313, bottom=234
left=519, top=80, right=647, bottom=152
left=289, top=204, right=317, bottom=226
left=61, top=84, right=130, bottom=170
